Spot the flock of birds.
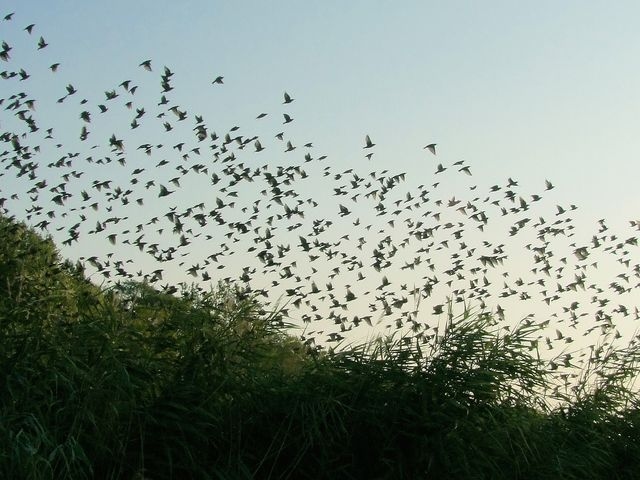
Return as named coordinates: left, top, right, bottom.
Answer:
left=1, top=11, right=639, bottom=378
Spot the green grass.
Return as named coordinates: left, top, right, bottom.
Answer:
left=1, top=214, right=639, bottom=479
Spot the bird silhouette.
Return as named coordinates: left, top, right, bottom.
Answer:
left=424, top=143, right=436, bottom=155
left=364, top=135, right=375, bottom=149
left=139, top=59, right=152, bottom=71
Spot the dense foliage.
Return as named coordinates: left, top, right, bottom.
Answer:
left=1, top=214, right=639, bottom=479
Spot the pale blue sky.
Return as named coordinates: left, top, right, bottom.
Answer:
left=8, top=0, right=640, bottom=224
left=2, top=1, right=639, bottom=351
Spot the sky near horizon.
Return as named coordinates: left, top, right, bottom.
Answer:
left=1, top=1, right=639, bottom=351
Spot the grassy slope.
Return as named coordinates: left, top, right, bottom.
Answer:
left=1, top=213, right=639, bottom=479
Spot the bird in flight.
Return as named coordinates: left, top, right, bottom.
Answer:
left=424, top=143, right=436, bottom=155
left=283, top=91, right=294, bottom=104
left=139, top=59, right=152, bottom=71
left=158, top=185, right=173, bottom=197
left=212, top=76, right=224, bottom=84
left=364, top=135, right=375, bottom=149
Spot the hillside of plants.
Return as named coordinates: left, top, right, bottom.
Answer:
left=1, top=214, right=639, bottom=479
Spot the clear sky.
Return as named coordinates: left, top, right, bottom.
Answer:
left=1, top=1, right=639, bottom=357
left=8, top=1, right=639, bottom=217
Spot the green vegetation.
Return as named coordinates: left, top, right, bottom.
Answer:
left=1, top=213, right=639, bottom=479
